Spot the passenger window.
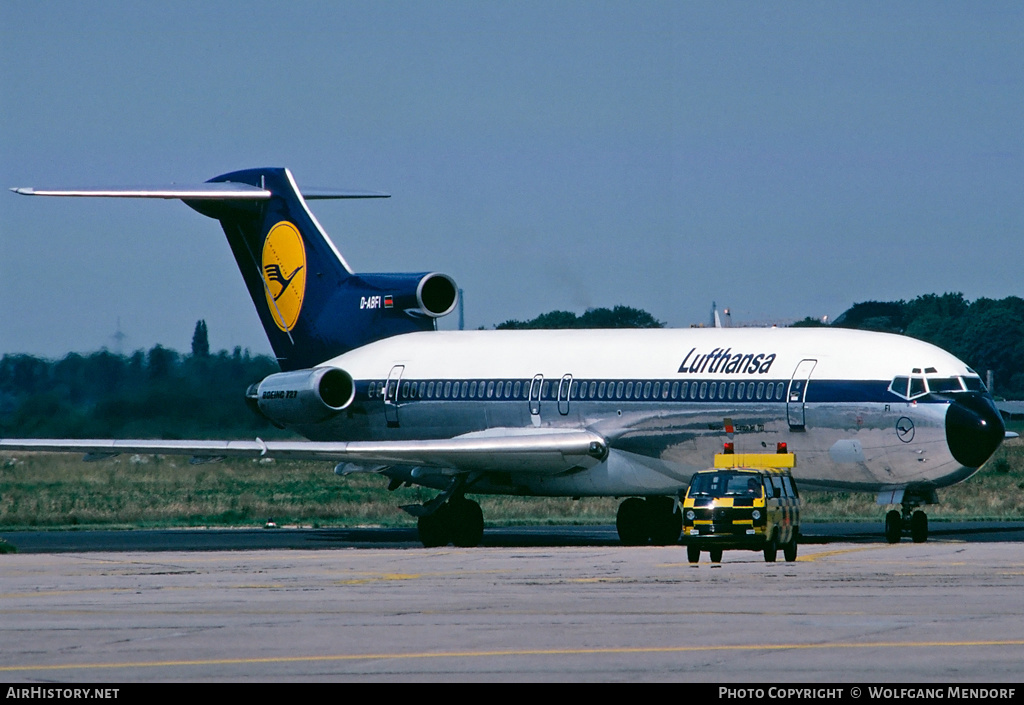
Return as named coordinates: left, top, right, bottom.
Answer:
left=756, top=382, right=764, bottom=399
left=708, top=382, right=717, bottom=398
left=616, top=381, right=624, bottom=398
left=699, top=382, right=707, bottom=399
left=671, top=381, right=680, bottom=399
left=776, top=383, right=785, bottom=400
left=736, top=382, right=744, bottom=399
left=460, top=381, right=469, bottom=398
left=589, top=381, right=597, bottom=398
left=419, top=382, right=426, bottom=398
left=644, top=381, right=652, bottom=399
left=727, top=382, right=736, bottom=400
left=487, top=381, right=495, bottom=398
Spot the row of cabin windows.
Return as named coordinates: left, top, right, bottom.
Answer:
left=367, top=379, right=790, bottom=403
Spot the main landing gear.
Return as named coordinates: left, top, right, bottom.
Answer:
left=883, top=489, right=934, bottom=544
left=416, top=495, right=484, bottom=548
left=616, top=496, right=682, bottom=546
left=404, top=476, right=485, bottom=548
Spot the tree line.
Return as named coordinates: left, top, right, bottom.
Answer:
left=0, top=322, right=282, bottom=439
left=1, top=295, right=1020, bottom=439
left=794, top=293, right=1024, bottom=398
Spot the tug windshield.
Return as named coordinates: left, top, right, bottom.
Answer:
left=688, top=471, right=763, bottom=499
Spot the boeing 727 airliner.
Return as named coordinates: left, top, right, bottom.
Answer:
left=4, top=168, right=1009, bottom=547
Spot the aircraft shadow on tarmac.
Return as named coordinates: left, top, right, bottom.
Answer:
left=4, top=522, right=1024, bottom=553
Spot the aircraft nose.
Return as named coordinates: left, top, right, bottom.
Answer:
left=945, top=393, right=1005, bottom=468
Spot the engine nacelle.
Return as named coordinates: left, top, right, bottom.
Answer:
left=416, top=272, right=459, bottom=317
left=357, top=272, right=459, bottom=318
left=249, top=367, right=355, bottom=427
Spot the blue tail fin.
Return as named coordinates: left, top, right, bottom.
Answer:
left=185, top=168, right=457, bottom=371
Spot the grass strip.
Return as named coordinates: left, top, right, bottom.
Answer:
left=1, top=432, right=1021, bottom=530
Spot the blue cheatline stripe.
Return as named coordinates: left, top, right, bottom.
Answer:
left=357, top=378, right=937, bottom=406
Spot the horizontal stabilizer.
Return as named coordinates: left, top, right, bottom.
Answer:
left=11, top=183, right=271, bottom=199
left=11, top=184, right=388, bottom=200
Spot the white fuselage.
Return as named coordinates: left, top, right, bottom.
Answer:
left=294, top=327, right=989, bottom=497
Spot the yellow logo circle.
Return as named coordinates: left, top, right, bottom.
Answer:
left=262, top=221, right=306, bottom=332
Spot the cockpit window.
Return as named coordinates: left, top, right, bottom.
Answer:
left=927, top=377, right=964, bottom=394
left=890, top=374, right=931, bottom=400
left=909, top=377, right=926, bottom=397
left=889, top=377, right=909, bottom=397
left=892, top=373, right=983, bottom=400
left=963, top=376, right=987, bottom=392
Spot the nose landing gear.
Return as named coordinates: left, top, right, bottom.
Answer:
left=883, top=488, right=935, bottom=543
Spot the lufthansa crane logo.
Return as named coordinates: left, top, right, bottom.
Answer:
left=262, top=221, right=306, bottom=332
left=896, top=416, right=915, bottom=443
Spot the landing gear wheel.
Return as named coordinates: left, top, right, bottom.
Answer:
left=687, top=545, right=700, bottom=563
left=709, top=548, right=723, bottom=563
left=616, top=497, right=649, bottom=546
left=783, top=536, right=798, bottom=562
left=647, top=496, right=682, bottom=545
left=885, top=510, right=902, bottom=544
left=910, top=510, right=928, bottom=543
left=417, top=505, right=451, bottom=548
left=763, top=534, right=778, bottom=563
left=448, top=498, right=485, bottom=547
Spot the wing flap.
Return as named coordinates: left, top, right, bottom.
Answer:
left=0, top=430, right=608, bottom=476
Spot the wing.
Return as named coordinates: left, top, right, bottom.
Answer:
left=0, top=429, right=608, bottom=476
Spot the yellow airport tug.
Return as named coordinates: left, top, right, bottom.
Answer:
left=682, top=443, right=801, bottom=563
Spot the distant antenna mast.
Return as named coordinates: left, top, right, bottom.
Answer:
left=458, top=288, right=465, bottom=331
left=111, top=317, right=127, bottom=355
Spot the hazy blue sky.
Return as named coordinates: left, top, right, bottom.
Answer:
left=3, top=1, right=1022, bottom=358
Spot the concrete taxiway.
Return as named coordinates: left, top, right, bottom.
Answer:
left=1, top=537, right=1023, bottom=682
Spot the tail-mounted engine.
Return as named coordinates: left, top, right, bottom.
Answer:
left=246, top=367, right=355, bottom=427
left=358, top=271, right=459, bottom=318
